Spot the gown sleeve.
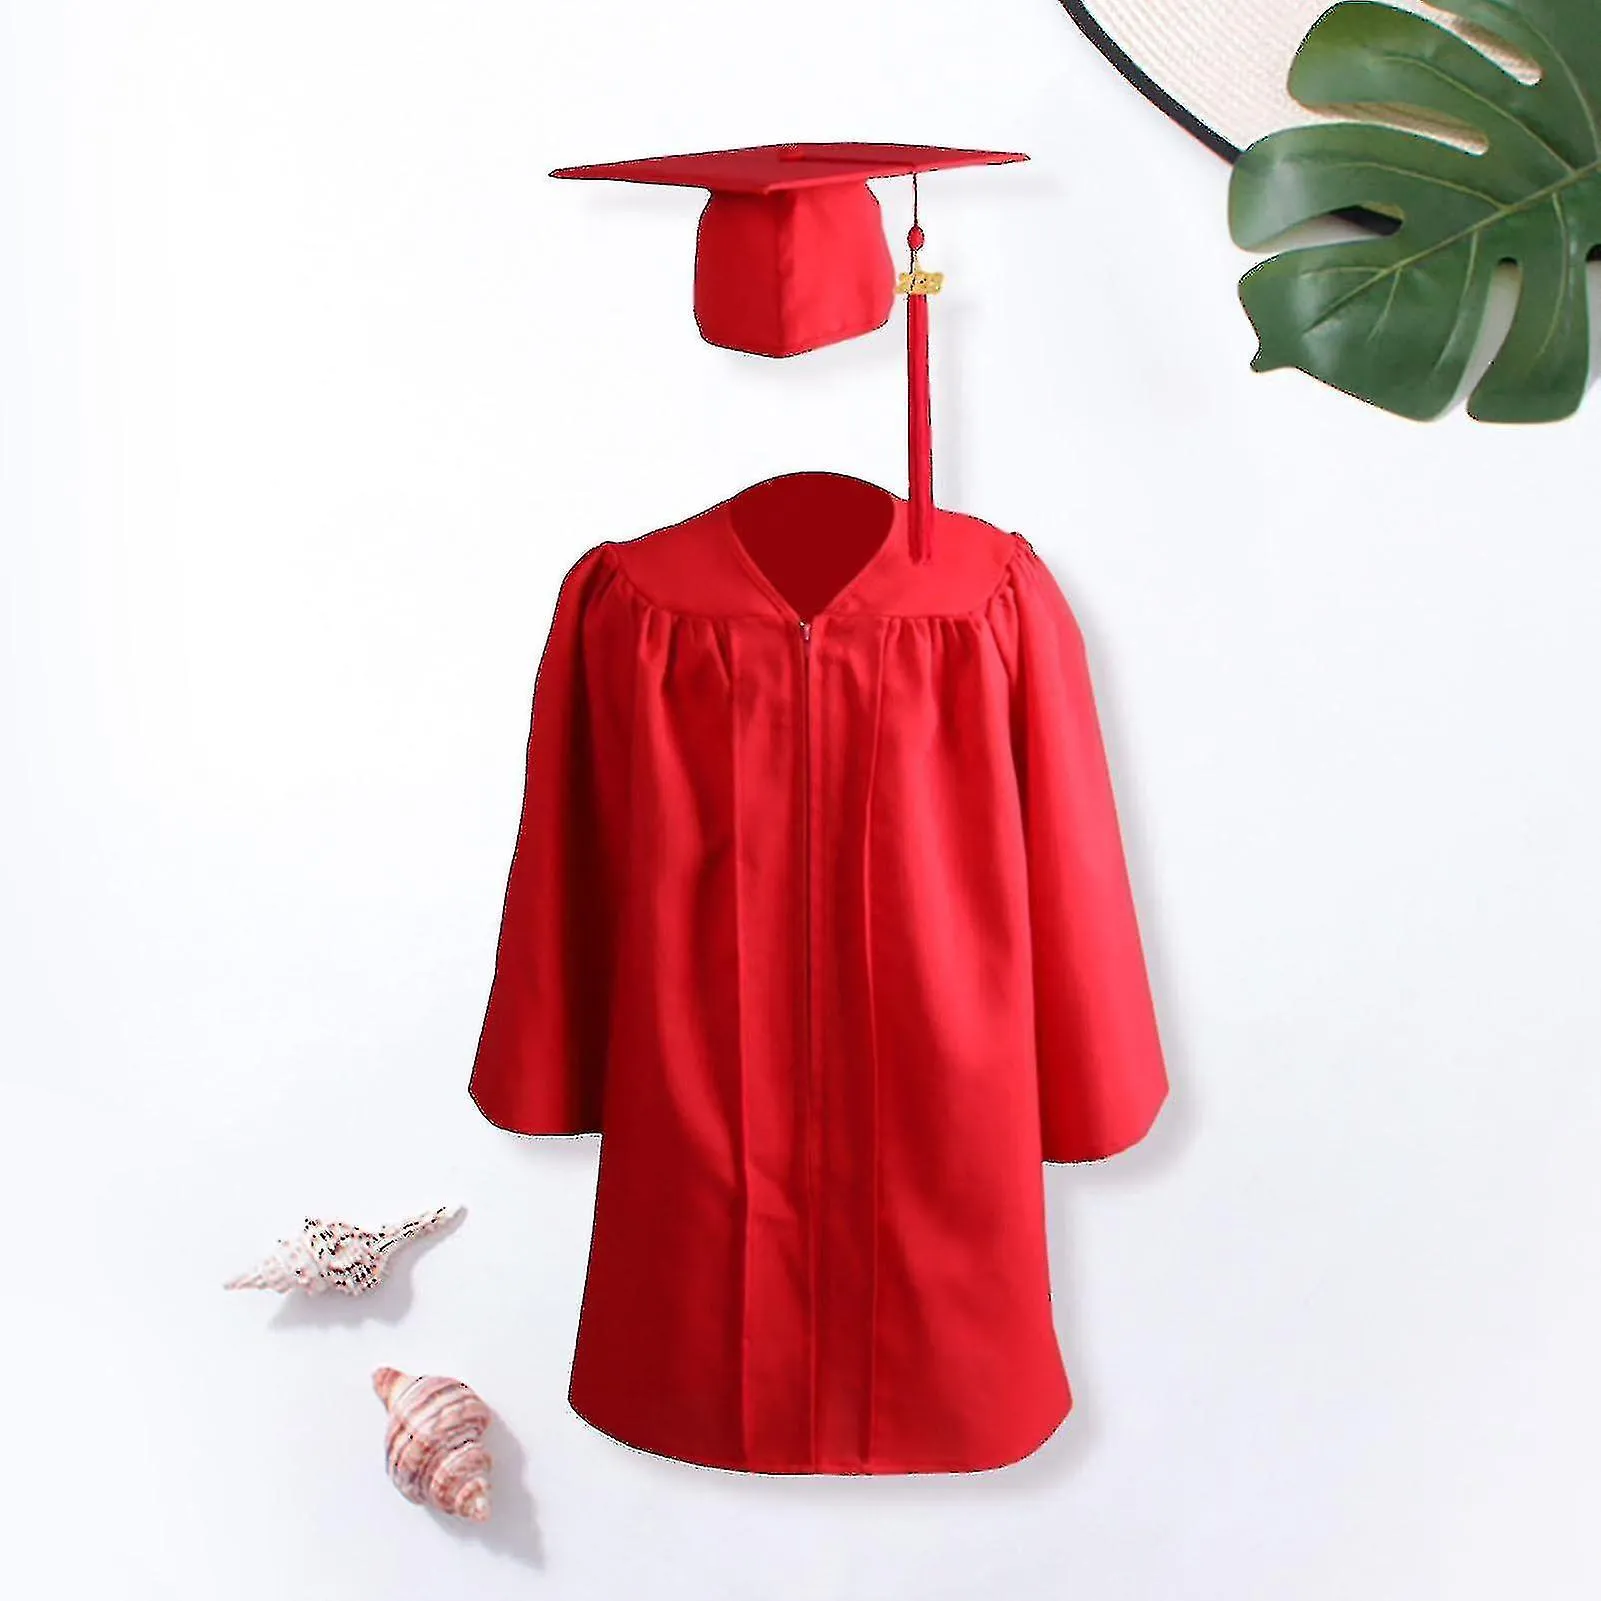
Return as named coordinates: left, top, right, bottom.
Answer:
left=1003, top=539, right=1169, bottom=1162
left=469, top=543, right=633, bottom=1136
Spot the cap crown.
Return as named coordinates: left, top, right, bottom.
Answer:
left=694, top=185, right=894, bottom=357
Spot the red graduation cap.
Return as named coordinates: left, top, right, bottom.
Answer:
left=551, top=142, right=1029, bottom=562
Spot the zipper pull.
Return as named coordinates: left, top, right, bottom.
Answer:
left=799, top=619, right=811, bottom=646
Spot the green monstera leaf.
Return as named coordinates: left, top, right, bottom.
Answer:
left=1229, top=0, right=1601, bottom=422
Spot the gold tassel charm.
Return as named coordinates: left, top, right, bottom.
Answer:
left=896, top=254, right=944, bottom=296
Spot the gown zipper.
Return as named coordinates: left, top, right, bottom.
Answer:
left=800, top=619, right=814, bottom=1090
left=798, top=616, right=818, bottom=1456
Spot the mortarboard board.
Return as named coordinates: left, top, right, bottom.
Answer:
left=551, top=142, right=1029, bottom=563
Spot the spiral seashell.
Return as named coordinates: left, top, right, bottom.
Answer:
left=373, top=1368, right=494, bottom=1522
left=223, top=1206, right=464, bottom=1296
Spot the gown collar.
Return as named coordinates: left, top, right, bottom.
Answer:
left=716, top=475, right=907, bottom=625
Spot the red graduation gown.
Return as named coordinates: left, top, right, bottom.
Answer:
left=470, top=472, right=1167, bottom=1475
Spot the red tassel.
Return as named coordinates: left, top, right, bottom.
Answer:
left=906, top=221, right=934, bottom=565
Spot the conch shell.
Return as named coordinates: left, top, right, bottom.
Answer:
left=223, top=1206, right=464, bottom=1296
left=373, top=1367, right=494, bottom=1523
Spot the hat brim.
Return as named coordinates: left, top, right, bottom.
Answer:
left=1059, top=0, right=1536, bottom=159
left=1059, top=0, right=1243, bottom=161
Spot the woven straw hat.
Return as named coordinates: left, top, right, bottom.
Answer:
left=1060, top=1, right=1536, bottom=157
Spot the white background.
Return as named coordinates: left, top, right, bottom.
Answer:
left=4, top=2, right=1599, bottom=1596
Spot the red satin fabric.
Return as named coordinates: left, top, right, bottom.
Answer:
left=470, top=472, right=1167, bottom=1474
left=694, top=185, right=897, bottom=357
